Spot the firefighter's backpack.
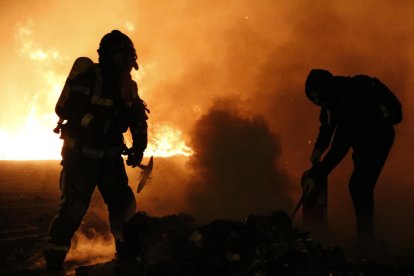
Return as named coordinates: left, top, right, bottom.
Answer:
left=372, top=77, right=402, bottom=125
left=53, top=57, right=94, bottom=134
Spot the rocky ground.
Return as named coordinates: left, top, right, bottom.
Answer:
left=1, top=161, right=414, bottom=275
left=73, top=211, right=414, bottom=276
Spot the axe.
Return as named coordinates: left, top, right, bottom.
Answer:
left=291, top=186, right=309, bottom=219
left=136, top=156, right=154, bottom=193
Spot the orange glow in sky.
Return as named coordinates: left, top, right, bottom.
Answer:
left=0, top=0, right=413, bottom=171
left=0, top=4, right=195, bottom=159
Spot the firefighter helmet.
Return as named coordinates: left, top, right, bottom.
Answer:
left=98, top=30, right=138, bottom=70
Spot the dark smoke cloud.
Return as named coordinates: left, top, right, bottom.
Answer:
left=1, top=0, right=414, bottom=253
left=185, top=97, right=293, bottom=223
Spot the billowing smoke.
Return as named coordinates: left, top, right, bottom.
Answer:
left=1, top=0, right=414, bottom=261
left=65, top=231, right=114, bottom=267
left=185, top=98, right=293, bottom=223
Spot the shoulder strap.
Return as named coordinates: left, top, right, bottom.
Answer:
left=91, top=65, right=102, bottom=104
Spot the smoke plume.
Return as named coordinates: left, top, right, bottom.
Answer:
left=186, top=98, right=292, bottom=223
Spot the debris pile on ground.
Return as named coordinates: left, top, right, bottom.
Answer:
left=76, top=211, right=412, bottom=276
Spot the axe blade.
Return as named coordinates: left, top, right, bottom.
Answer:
left=137, top=156, right=153, bottom=193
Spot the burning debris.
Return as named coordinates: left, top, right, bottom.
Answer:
left=75, top=210, right=413, bottom=276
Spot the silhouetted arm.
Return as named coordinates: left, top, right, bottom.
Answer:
left=129, top=98, right=148, bottom=153
left=309, top=126, right=350, bottom=180
left=122, top=80, right=148, bottom=153
left=122, top=79, right=148, bottom=167
left=313, top=107, right=336, bottom=153
left=318, top=127, right=350, bottom=175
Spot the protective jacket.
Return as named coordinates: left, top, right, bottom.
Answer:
left=313, top=75, right=401, bottom=176
left=59, top=64, right=148, bottom=158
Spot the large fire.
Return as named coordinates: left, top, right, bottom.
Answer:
left=0, top=122, right=193, bottom=160
left=144, top=125, right=193, bottom=157
left=0, top=20, right=192, bottom=160
left=0, top=95, right=193, bottom=159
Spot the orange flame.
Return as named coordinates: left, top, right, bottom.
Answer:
left=0, top=110, right=193, bottom=160
left=146, top=125, right=193, bottom=157
left=0, top=21, right=192, bottom=160
left=0, top=110, right=63, bottom=160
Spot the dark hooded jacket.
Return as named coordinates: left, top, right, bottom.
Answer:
left=311, top=75, right=401, bottom=177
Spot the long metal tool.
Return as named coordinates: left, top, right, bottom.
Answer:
left=290, top=187, right=308, bottom=219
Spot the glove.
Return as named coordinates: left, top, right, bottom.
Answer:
left=301, top=177, right=316, bottom=196
left=126, top=149, right=143, bottom=167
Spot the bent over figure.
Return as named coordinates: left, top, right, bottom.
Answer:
left=305, top=69, right=401, bottom=245
left=44, top=30, right=149, bottom=270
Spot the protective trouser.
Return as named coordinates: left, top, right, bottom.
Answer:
left=349, top=125, right=394, bottom=240
left=46, top=150, right=136, bottom=252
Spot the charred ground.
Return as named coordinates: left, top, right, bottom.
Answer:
left=1, top=160, right=414, bottom=275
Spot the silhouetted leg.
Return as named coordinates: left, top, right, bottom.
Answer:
left=98, top=156, right=136, bottom=251
left=349, top=126, right=394, bottom=241
left=45, top=154, right=99, bottom=268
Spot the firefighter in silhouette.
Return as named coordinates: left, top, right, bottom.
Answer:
left=43, top=30, right=149, bottom=270
left=305, top=69, right=401, bottom=245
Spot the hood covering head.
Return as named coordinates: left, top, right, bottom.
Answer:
left=305, top=69, right=333, bottom=103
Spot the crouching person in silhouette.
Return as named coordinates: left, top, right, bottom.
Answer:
left=305, top=69, right=402, bottom=247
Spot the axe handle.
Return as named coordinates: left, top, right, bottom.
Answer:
left=291, top=192, right=306, bottom=219
left=290, top=184, right=312, bottom=219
